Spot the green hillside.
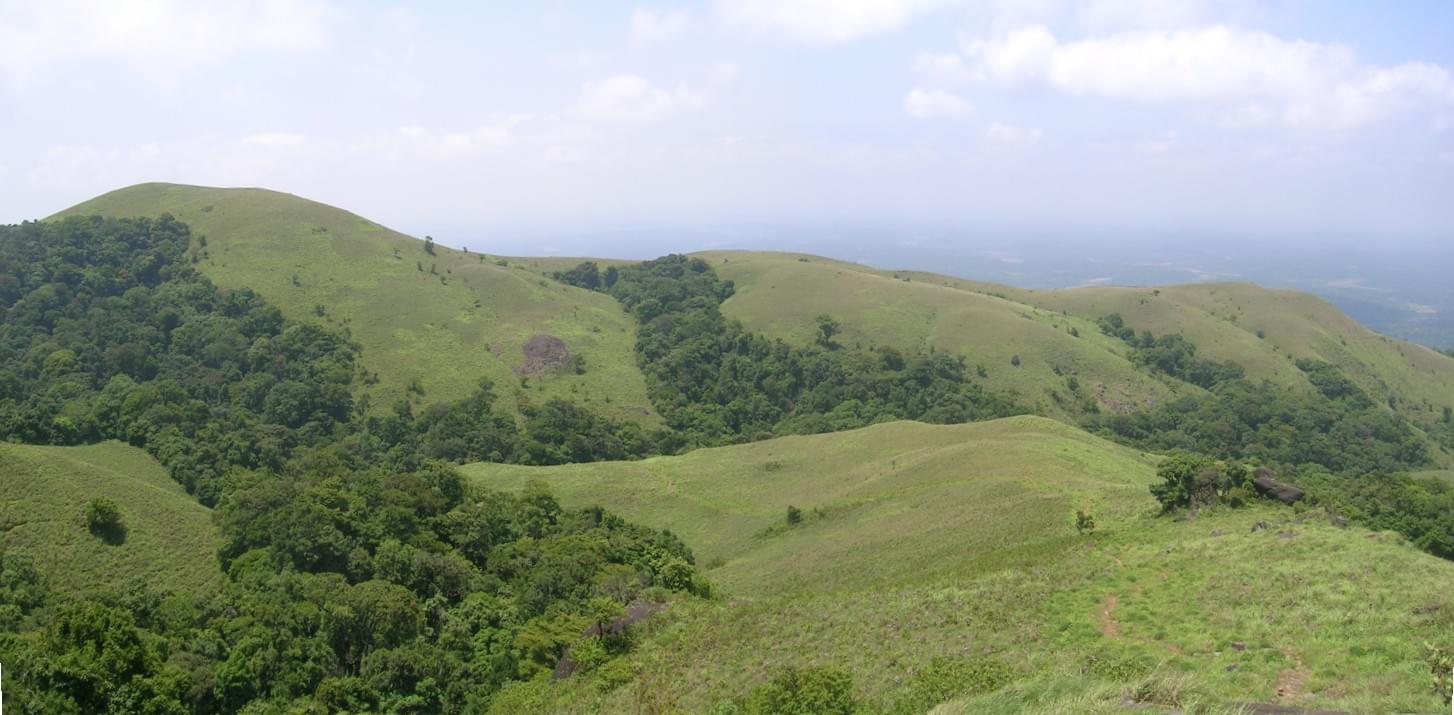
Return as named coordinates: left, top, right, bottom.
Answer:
left=696, top=251, right=1454, bottom=450
left=0, top=441, right=220, bottom=596
left=696, top=251, right=1180, bottom=420
left=465, top=417, right=1454, bottom=713
left=56, top=183, right=658, bottom=426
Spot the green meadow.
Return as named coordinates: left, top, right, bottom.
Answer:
left=58, top=183, right=659, bottom=426
left=466, top=417, right=1454, bottom=713
left=0, top=441, right=221, bottom=597
left=16, top=184, right=1454, bottom=712
left=695, top=250, right=1454, bottom=457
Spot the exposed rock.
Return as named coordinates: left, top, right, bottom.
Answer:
left=1253, top=467, right=1305, bottom=505
left=1251, top=521, right=1269, bottom=533
left=517, top=334, right=571, bottom=375
left=1231, top=641, right=1247, bottom=651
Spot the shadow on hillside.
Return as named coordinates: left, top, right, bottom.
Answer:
left=89, top=522, right=128, bottom=546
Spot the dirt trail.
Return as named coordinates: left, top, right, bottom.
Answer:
left=1276, top=648, right=1308, bottom=701
left=1098, top=594, right=1120, bottom=638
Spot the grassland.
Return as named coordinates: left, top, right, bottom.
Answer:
left=696, top=251, right=1182, bottom=421
left=465, top=417, right=1454, bottom=714
left=692, top=251, right=1454, bottom=460
left=0, top=441, right=221, bottom=597
left=56, top=183, right=658, bottom=426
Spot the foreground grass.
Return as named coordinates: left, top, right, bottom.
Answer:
left=0, top=441, right=221, bottom=597
left=57, top=183, right=659, bottom=426
left=466, top=417, right=1454, bottom=713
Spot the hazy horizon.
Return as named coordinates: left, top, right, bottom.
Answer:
left=3, top=0, right=1453, bottom=240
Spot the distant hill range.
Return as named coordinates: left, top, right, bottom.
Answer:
left=62, top=185, right=1454, bottom=449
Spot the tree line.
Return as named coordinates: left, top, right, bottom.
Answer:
left=0, top=216, right=703, bottom=712
left=556, top=256, right=1024, bottom=449
left=1096, top=315, right=1453, bottom=558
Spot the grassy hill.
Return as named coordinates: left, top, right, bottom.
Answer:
left=696, top=251, right=1454, bottom=450
left=0, top=441, right=221, bottom=596
left=56, top=183, right=658, bottom=426
left=697, top=251, right=1182, bottom=420
left=465, top=417, right=1454, bottom=713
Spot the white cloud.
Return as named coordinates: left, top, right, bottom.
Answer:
left=548, top=48, right=612, bottom=69
left=711, top=61, right=741, bottom=84
left=983, top=121, right=1042, bottom=146
left=1136, top=130, right=1178, bottom=154
left=26, top=142, right=172, bottom=192
left=0, top=0, right=333, bottom=87
left=364, top=117, right=529, bottom=161
left=963, top=0, right=1255, bottom=35
left=904, top=88, right=972, bottom=119
left=956, top=25, right=1454, bottom=130
left=243, top=132, right=308, bottom=149
left=631, top=7, right=692, bottom=45
left=715, top=0, right=956, bottom=44
left=1071, top=0, right=1234, bottom=32
left=913, top=52, right=972, bottom=84
left=575, top=75, right=706, bottom=125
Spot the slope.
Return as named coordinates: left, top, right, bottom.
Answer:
left=698, top=251, right=1454, bottom=444
left=695, top=251, right=1181, bottom=420
left=0, top=441, right=221, bottom=596
left=464, top=417, right=1454, bottom=713
left=56, top=183, right=658, bottom=426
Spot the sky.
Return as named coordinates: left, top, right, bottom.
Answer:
left=2, top=0, right=1453, bottom=251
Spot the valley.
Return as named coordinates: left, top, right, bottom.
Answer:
left=1, top=184, right=1450, bottom=713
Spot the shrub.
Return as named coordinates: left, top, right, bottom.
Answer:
left=743, top=666, right=856, bottom=715
left=786, top=505, right=802, bottom=525
left=1075, top=509, right=1096, bottom=535
left=891, top=657, right=1013, bottom=713
left=85, top=497, right=122, bottom=533
left=1426, top=643, right=1453, bottom=705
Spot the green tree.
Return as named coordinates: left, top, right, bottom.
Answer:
left=1149, top=452, right=1219, bottom=512
left=84, top=497, right=123, bottom=536
left=814, top=314, right=841, bottom=350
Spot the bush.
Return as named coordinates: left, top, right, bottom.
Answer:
left=1426, top=643, right=1453, bottom=705
left=891, top=657, right=1013, bottom=713
left=85, top=497, right=123, bottom=534
left=743, top=666, right=856, bottom=715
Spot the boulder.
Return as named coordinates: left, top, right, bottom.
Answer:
left=1252, top=467, right=1304, bottom=505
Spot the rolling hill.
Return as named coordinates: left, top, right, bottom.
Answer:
left=465, top=417, right=1454, bottom=713
left=56, top=183, right=659, bottom=426
left=17, top=186, right=1454, bottom=711
left=695, top=251, right=1454, bottom=453
left=0, top=441, right=221, bottom=597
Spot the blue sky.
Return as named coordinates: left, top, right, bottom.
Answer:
left=2, top=1, right=1452, bottom=248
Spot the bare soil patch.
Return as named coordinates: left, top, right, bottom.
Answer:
left=518, top=334, right=571, bottom=375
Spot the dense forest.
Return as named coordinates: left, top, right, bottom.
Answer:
left=2, top=218, right=1453, bottom=711
left=553, top=259, right=1454, bottom=563
left=1092, top=314, right=1454, bottom=557
left=557, top=256, right=1024, bottom=449
left=1094, top=315, right=1427, bottom=475
left=0, top=217, right=702, bottom=712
